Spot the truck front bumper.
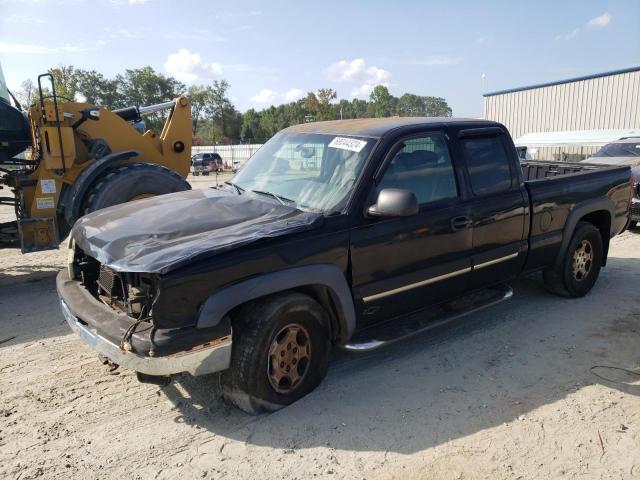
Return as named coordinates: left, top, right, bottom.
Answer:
left=57, top=270, right=232, bottom=377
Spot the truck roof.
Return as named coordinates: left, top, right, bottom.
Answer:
left=284, top=117, right=492, bottom=137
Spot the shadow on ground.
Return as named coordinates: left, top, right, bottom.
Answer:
left=159, top=256, right=640, bottom=454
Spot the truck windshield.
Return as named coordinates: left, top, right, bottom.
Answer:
left=232, top=132, right=374, bottom=213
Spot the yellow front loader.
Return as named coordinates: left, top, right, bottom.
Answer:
left=0, top=70, right=192, bottom=252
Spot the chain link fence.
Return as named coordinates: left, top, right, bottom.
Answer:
left=192, top=144, right=263, bottom=170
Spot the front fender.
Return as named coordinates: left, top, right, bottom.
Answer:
left=196, top=264, right=356, bottom=344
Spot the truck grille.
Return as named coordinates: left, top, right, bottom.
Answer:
left=97, top=265, right=121, bottom=296
left=631, top=202, right=640, bottom=219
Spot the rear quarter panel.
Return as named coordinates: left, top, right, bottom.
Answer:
left=524, top=166, right=631, bottom=272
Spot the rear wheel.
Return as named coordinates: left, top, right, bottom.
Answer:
left=543, top=222, right=603, bottom=297
left=83, top=163, right=190, bottom=215
left=219, top=292, right=332, bottom=414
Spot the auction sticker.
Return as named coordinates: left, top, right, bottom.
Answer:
left=36, top=197, right=55, bottom=209
left=328, top=137, right=367, bottom=153
left=40, top=179, right=56, bottom=194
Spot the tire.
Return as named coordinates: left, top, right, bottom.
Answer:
left=220, top=292, right=332, bottom=414
left=543, top=221, right=603, bottom=298
left=193, top=172, right=200, bottom=176
left=83, top=163, right=191, bottom=215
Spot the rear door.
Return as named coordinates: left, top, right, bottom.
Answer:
left=454, top=128, right=527, bottom=288
left=350, top=131, right=474, bottom=325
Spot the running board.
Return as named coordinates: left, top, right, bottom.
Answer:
left=343, top=284, right=513, bottom=352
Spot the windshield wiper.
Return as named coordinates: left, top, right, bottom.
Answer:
left=250, top=189, right=295, bottom=206
left=224, top=181, right=244, bottom=195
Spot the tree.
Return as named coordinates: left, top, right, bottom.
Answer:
left=316, top=88, right=337, bottom=120
left=423, top=96, right=452, bottom=117
left=116, top=66, right=185, bottom=130
left=73, top=69, right=119, bottom=107
left=187, top=85, right=213, bottom=136
left=50, top=65, right=78, bottom=101
left=369, top=85, right=393, bottom=117
left=15, top=79, right=35, bottom=107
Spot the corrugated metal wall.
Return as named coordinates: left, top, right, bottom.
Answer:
left=484, top=68, right=640, bottom=160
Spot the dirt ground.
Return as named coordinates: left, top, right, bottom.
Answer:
left=1, top=175, right=639, bottom=479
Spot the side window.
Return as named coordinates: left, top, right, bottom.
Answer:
left=377, top=134, right=458, bottom=204
left=461, top=135, right=514, bottom=196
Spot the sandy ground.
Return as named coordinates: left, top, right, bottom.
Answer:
left=0, top=176, right=639, bottom=479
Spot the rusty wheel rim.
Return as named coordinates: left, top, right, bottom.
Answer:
left=572, top=239, right=593, bottom=282
left=267, top=323, right=312, bottom=394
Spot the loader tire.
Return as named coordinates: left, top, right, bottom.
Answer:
left=82, top=162, right=191, bottom=215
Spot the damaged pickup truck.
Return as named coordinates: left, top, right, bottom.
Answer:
left=57, top=118, right=632, bottom=414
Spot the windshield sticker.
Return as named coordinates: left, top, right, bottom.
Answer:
left=328, top=137, right=367, bottom=153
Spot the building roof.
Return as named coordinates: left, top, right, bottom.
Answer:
left=513, top=129, right=640, bottom=147
left=484, top=66, right=640, bottom=97
left=284, top=117, right=489, bottom=137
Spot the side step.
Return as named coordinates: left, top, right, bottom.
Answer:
left=344, top=284, right=513, bottom=352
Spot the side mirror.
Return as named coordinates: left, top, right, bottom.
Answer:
left=366, top=188, right=419, bottom=218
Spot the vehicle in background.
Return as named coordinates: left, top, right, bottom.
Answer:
left=190, top=153, right=223, bottom=176
left=58, top=118, right=631, bottom=414
left=582, top=138, right=640, bottom=228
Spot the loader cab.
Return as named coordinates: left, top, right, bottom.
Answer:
left=0, top=63, right=31, bottom=162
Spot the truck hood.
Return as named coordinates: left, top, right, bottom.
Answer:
left=72, top=188, right=324, bottom=274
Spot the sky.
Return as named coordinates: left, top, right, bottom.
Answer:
left=0, top=0, right=639, bottom=116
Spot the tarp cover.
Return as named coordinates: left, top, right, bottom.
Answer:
left=72, top=188, right=324, bottom=274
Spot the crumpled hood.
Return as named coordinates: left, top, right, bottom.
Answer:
left=72, top=188, right=324, bottom=274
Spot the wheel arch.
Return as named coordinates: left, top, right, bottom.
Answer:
left=197, top=264, right=356, bottom=345
left=555, top=197, right=613, bottom=269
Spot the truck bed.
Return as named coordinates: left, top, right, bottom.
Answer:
left=520, top=160, right=631, bottom=272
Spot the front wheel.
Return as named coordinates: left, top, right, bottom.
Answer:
left=543, top=222, right=603, bottom=297
left=220, top=292, right=332, bottom=414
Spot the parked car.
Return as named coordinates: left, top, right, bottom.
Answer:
left=190, top=153, right=223, bottom=176
left=582, top=138, right=640, bottom=227
left=58, top=118, right=631, bottom=414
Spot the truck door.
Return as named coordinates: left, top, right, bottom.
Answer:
left=350, top=131, right=474, bottom=325
left=455, top=128, right=527, bottom=289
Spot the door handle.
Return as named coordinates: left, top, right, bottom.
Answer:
left=450, top=216, right=473, bottom=231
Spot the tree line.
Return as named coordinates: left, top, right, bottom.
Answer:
left=14, top=65, right=452, bottom=145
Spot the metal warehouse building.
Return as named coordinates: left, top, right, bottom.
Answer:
left=483, top=66, right=640, bottom=160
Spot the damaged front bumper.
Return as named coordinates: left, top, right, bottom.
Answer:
left=57, top=270, right=232, bottom=377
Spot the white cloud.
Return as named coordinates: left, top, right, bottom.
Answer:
left=554, top=27, right=581, bottom=41
left=555, top=12, right=612, bottom=41
left=587, top=12, right=612, bottom=29
left=250, top=89, right=278, bottom=104
left=284, top=88, right=305, bottom=102
left=0, top=41, right=94, bottom=54
left=164, top=49, right=222, bottom=82
left=475, top=36, right=488, bottom=44
left=401, top=55, right=463, bottom=66
left=325, top=58, right=392, bottom=100
left=325, top=58, right=391, bottom=85
left=351, top=84, right=376, bottom=98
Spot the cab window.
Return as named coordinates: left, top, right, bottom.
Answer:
left=461, top=135, right=514, bottom=196
left=377, top=133, right=458, bottom=204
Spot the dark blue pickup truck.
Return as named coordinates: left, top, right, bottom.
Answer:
left=57, top=118, right=632, bottom=413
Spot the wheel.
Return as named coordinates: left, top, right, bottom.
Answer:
left=543, top=222, right=603, bottom=297
left=203, top=171, right=209, bottom=176
left=193, top=172, right=200, bottom=176
left=83, top=162, right=191, bottom=215
left=220, top=292, right=332, bottom=414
